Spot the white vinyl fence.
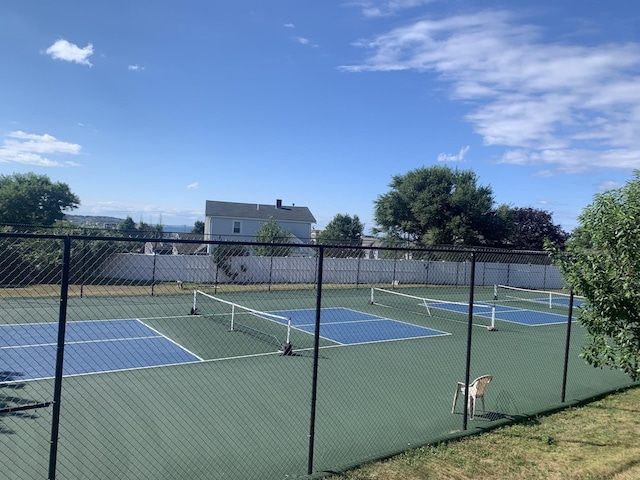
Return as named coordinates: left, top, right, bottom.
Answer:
left=101, top=254, right=564, bottom=289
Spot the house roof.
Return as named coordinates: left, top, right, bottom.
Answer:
left=205, top=200, right=316, bottom=224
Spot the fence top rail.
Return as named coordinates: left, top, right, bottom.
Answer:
left=0, top=231, right=552, bottom=258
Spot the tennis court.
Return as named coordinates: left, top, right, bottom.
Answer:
left=427, top=301, right=570, bottom=326
left=1, top=240, right=635, bottom=480
left=0, top=319, right=202, bottom=381
left=271, top=306, right=450, bottom=345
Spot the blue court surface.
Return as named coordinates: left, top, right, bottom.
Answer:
left=426, top=302, right=572, bottom=326
left=270, top=307, right=450, bottom=345
left=0, top=319, right=202, bottom=382
left=530, top=297, right=584, bottom=308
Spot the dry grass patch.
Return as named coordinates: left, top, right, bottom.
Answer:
left=328, top=386, right=640, bottom=480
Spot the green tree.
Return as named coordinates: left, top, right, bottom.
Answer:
left=137, top=221, right=163, bottom=238
left=373, top=165, right=507, bottom=246
left=316, top=213, right=364, bottom=258
left=547, top=171, right=640, bottom=381
left=117, top=216, right=137, bottom=234
left=505, top=207, right=569, bottom=250
left=254, top=217, right=292, bottom=256
left=0, top=172, right=79, bottom=226
left=191, top=220, right=205, bottom=234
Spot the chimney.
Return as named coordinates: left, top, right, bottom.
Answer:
left=276, top=199, right=282, bottom=209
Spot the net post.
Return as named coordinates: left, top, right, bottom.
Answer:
left=286, top=317, right=291, bottom=345
left=369, top=287, right=374, bottom=304
left=549, top=292, right=552, bottom=309
left=282, top=317, right=293, bottom=356
left=230, top=304, right=235, bottom=331
left=487, top=305, right=497, bottom=331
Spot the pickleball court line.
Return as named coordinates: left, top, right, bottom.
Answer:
left=135, top=318, right=205, bottom=361
left=426, top=302, right=571, bottom=327
left=270, top=307, right=450, bottom=345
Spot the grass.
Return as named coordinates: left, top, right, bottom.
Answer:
left=326, top=385, right=640, bottom=480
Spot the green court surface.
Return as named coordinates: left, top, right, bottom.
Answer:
left=1, top=285, right=635, bottom=479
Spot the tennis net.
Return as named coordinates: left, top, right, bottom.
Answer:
left=191, top=290, right=293, bottom=354
left=369, top=287, right=496, bottom=330
left=496, top=285, right=584, bottom=310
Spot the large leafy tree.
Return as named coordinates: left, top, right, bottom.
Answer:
left=547, top=171, right=640, bottom=381
left=373, top=165, right=508, bottom=246
left=254, top=217, right=292, bottom=256
left=0, top=172, right=80, bottom=226
left=316, top=213, right=364, bottom=258
left=506, top=207, right=569, bottom=250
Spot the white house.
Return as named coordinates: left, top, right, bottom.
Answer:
left=204, top=199, right=316, bottom=245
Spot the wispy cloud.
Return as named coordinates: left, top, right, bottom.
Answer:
left=294, top=36, right=319, bottom=48
left=437, top=145, right=470, bottom=162
left=45, top=39, right=94, bottom=66
left=187, top=182, right=198, bottom=190
left=340, top=10, right=640, bottom=173
left=348, top=0, right=436, bottom=18
left=0, top=131, right=82, bottom=167
left=598, top=180, right=621, bottom=191
left=284, top=23, right=295, bottom=28
left=78, top=201, right=202, bottom=223
left=128, top=64, right=145, bottom=71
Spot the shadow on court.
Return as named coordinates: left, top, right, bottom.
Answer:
left=0, top=379, right=43, bottom=435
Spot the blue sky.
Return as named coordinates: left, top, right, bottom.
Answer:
left=1, top=1, right=639, bottom=233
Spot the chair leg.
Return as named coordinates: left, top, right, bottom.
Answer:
left=452, top=388, right=460, bottom=414
left=468, top=397, right=475, bottom=420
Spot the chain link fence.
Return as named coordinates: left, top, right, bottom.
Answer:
left=0, top=232, right=634, bottom=479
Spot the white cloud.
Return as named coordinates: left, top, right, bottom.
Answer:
left=284, top=23, right=295, bottom=28
left=340, top=11, right=640, bottom=173
left=187, top=182, right=199, bottom=190
left=348, top=0, right=436, bottom=18
left=598, top=180, right=621, bottom=191
left=532, top=170, right=555, bottom=178
left=0, top=131, right=82, bottom=167
left=294, top=36, right=319, bottom=47
left=45, top=39, right=94, bottom=66
left=128, top=64, right=145, bottom=71
left=437, top=145, right=469, bottom=162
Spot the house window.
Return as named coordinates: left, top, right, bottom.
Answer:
left=233, top=221, right=241, bottom=234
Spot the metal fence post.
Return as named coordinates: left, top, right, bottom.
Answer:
left=48, top=236, right=71, bottom=480
left=462, top=251, right=477, bottom=431
left=561, top=290, right=575, bottom=403
left=307, top=245, right=324, bottom=475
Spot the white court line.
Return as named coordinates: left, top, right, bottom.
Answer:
left=0, top=334, right=163, bottom=350
left=135, top=318, right=205, bottom=362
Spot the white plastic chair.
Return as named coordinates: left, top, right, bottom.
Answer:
left=452, top=375, right=493, bottom=420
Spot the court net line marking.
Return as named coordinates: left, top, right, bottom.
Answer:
left=0, top=334, right=164, bottom=350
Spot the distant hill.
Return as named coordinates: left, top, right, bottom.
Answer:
left=64, top=215, right=123, bottom=227
left=64, top=215, right=192, bottom=233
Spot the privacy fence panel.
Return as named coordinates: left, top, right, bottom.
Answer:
left=0, top=233, right=635, bottom=480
